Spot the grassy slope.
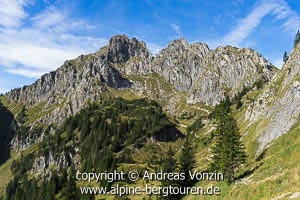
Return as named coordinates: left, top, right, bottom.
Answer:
left=0, top=158, right=13, bottom=196
left=1, top=66, right=300, bottom=200
left=0, top=144, right=38, bottom=198
left=185, top=79, right=300, bottom=199
left=184, top=120, right=300, bottom=200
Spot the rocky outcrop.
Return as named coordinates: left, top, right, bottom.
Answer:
left=188, top=46, right=276, bottom=105
left=152, top=38, right=210, bottom=91
left=152, top=40, right=276, bottom=105
left=6, top=34, right=277, bottom=124
left=107, top=34, right=152, bottom=64
left=108, top=35, right=153, bottom=75
left=7, top=57, right=131, bottom=104
left=245, top=48, right=300, bottom=153
left=31, top=150, right=76, bottom=177
left=7, top=51, right=132, bottom=124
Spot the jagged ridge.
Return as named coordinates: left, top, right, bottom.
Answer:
left=6, top=34, right=277, bottom=125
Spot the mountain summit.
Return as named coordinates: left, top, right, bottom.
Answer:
left=4, top=34, right=300, bottom=200
left=6, top=35, right=277, bottom=125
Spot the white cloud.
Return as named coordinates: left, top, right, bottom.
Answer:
left=222, top=0, right=277, bottom=46
left=6, top=68, right=47, bottom=78
left=170, top=23, right=181, bottom=35
left=0, top=30, right=107, bottom=77
left=0, top=28, right=106, bottom=70
left=0, top=0, right=30, bottom=28
left=0, top=4, right=107, bottom=78
left=31, top=6, right=96, bottom=33
left=31, top=6, right=65, bottom=29
left=0, top=38, right=94, bottom=70
left=210, top=0, right=300, bottom=48
left=272, top=0, right=300, bottom=33
left=204, top=0, right=300, bottom=70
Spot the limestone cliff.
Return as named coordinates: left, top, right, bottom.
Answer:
left=6, top=35, right=277, bottom=125
left=245, top=47, right=300, bottom=153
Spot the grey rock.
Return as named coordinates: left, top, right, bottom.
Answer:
left=153, top=41, right=276, bottom=105
left=5, top=35, right=277, bottom=149
left=245, top=48, right=300, bottom=154
left=108, top=34, right=152, bottom=64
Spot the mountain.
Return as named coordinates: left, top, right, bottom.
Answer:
left=152, top=38, right=276, bottom=105
left=5, top=35, right=277, bottom=124
left=245, top=46, right=300, bottom=154
left=5, top=34, right=300, bottom=200
left=192, top=42, right=300, bottom=200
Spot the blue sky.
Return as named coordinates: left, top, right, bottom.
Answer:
left=0, top=0, right=300, bottom=93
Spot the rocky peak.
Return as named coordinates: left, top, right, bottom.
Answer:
left=191, top=42, right=210, bottom=57
left=245, top=47, right=300, bottom=154
left=167, top=38, right=189, bottom=50
left=107, top=34, right=152, bottom=63
left=152, top=39, right=276, bottom=104
left=108, top=34, right=130, bottom=63
left=157, top=38, right=209, bottom=58
left=151, top=38, right=212, bottom=91
left=6, top=34, right=278, bottom=125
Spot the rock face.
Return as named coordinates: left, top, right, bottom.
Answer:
left=187, top=46, right=276, bottom=105
left=245, top=48, right=300, bottom=153
left=152, top=39, right=276, bottom=105
left=108, top=35, right=152, bottom=64
left=151, top=39, right=210, bottom=91
left=6, top=34, right=277, bottom=124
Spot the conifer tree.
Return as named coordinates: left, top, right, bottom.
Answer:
left=209, top=114, right=246, bottom=183
left=161, top=147, right=177, bottom=175
left=283, top=51, right=289, bottom=63
left=61, top=165, right=78, bottom=200
left=159, top=147, right=178, bottom=200
left=209, top=98, right=231, bottom=120
left=177, top=133, right=196, bottom=187
left=225, top=95, right=231, bottom=108
left=236, top=98, right=243, bottom=109
left=294, top=30, right=300, bottom=47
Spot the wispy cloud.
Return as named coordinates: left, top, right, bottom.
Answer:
left=222, top=0, right=277, bottom=46
left=170, top=23, right=182, bottom=35
left=208, top=0, right=300, bottom=49
left=0, top=0, right=30, bottom=28
left=0, top=31, right=106, bottom=78
left=0, top=3, right=106, bottom=78
left=31, top=6, right=66, bottom=29
left=272, top=0, right=300, bottom=33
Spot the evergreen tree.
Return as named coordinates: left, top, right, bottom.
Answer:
left=209, top=114, right=247, bottom=183
left=159, top=147, right=178, bottom=200
left=294, top=30, right=300, bottom=47
left=283, top=51, right=289, bottom=63
left=177, top=133, right=196, bottom=188
left=187, top=117, right=204, bottom=133
left=61, top=165, right=78, bottom=200
left=45, top=174, right=57, bottom=200
left=208, top=98, right=231, bottom=120
left=16, top=106, right=27, bottom=124
left=236, top=98, right=243, bottom=109
left=80, top=191, right=95, bottom=200
left=225, top=95, right=231, bottom=108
